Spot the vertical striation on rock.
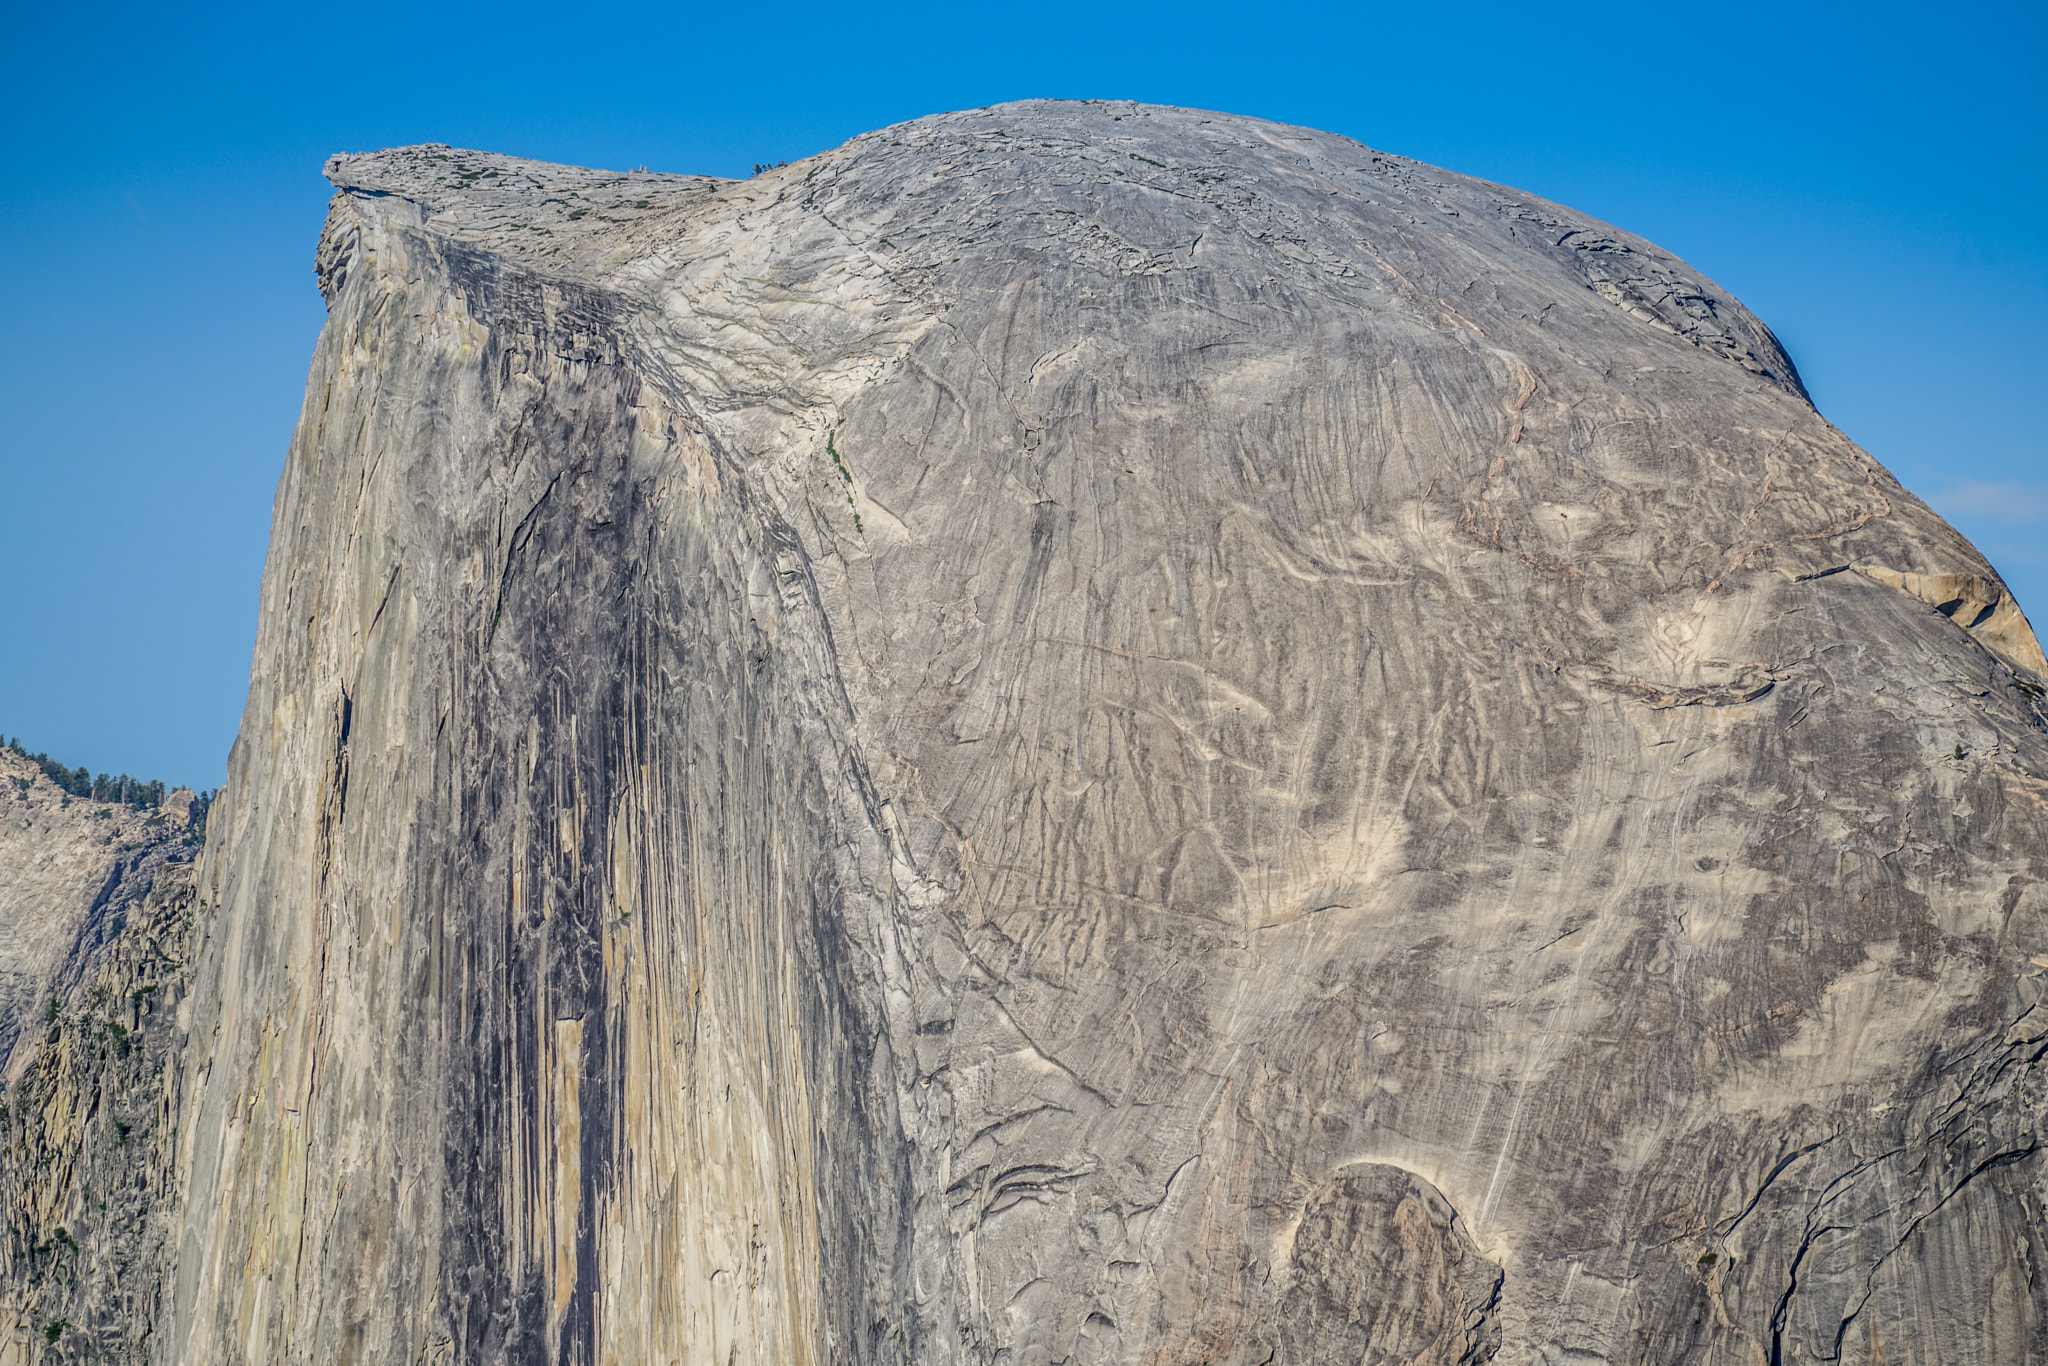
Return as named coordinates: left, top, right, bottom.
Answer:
left=0, top=748, right=208, bottom=1361
left=93, top=101, right=2048, bottom=1363
left=0, top=858, right=196, bottom=1364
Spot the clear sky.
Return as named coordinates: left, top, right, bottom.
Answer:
left=2, top=1, right=2042, bottom=788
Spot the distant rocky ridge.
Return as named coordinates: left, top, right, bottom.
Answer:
left=0, top=862, right=193, bottom=1364
left=0, top=746, right=205, bottom=1076
left=0, top=745, right=206, bottom=1358
left=5, top=100, right=2048, bottom=1364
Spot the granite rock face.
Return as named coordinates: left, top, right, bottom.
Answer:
left=0, top=750, right=204, bottom=1360
left=0, top=862, right=195, bottom=1364
left=0, top=751, right=199, bottom=1079
left=162, top=101, right=2048, bottom=1365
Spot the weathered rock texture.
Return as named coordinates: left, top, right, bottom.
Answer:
left=0, top=748, right=205, bottom=1359
left=0, top=862, right=195, bottom=1363
left=153, top=101, right=2048, bottom=1364
left=0, top=752, right=199, bottom=1081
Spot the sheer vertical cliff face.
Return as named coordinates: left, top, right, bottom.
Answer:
left=169, top=165, right=914, bottom=1365
left=166, top=102, right=2048, bottom=1365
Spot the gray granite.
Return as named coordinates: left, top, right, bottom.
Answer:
left=93, top=101, right=2048, bottom=1363
left=0, top=751, right=198, bottom=1077
left=0, top=862, right=195, bottom=1364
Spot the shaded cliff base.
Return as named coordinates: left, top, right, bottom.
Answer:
left=0, top=862, right=193, bottom=1363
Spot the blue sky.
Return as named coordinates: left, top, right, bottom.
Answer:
left=2, top=1, right=2042, bottom=787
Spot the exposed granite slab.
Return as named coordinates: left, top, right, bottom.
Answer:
left=147, top=101, right=2048, bottom=1365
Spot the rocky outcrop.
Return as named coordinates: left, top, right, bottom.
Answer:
left=0, top=750, right=200, bottom=1080
left=1857, top=562, right=2047, bottom=675
left=0, top=751, right=206, bottom=1363
left=0, top=861, right=195, bottom=1362
left=140, top=101, right=2048, bottom=1364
